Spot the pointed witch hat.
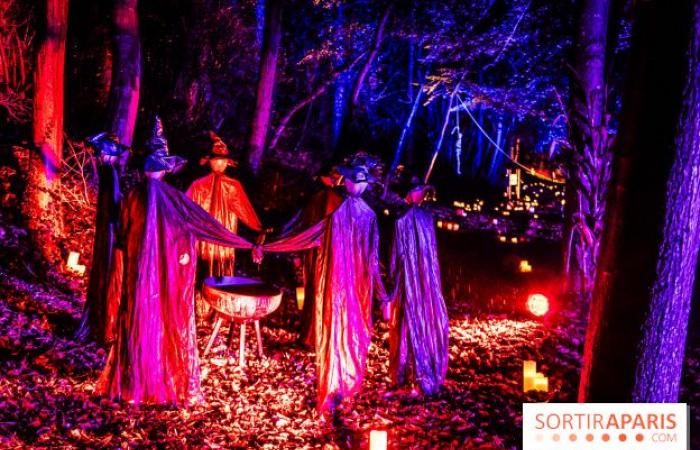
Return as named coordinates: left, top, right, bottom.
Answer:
left=143, top=115, right=187, bottom=173
left=405, top=184, right=436, bottom=205
left=86, top=132, right=129, bottom=158
left=200, top=131, right=237, bottom=167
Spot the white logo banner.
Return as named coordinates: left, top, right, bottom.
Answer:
left=523, top=403, right=688, bottom=450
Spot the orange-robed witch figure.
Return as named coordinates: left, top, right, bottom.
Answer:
left=186, top=132, right=262, bottom=277
left=96, top=118, right=259, bottom=406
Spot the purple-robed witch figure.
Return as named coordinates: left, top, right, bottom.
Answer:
left=388, top=185, right=449, bottom=395
left=96, top=117, right=258, bottom=406
left=309, top=165, right=389, bottom=413
left=76, top=133, right=128, bottom=344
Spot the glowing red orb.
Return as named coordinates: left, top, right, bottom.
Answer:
left=527, top=293, right=549, bottom=316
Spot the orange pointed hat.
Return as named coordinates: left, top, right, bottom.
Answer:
left=200, top=131, right=237, bottom=166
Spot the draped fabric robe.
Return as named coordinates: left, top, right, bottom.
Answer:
left=96, top=179, right=255, bottom=406
left=311, top=196, right=387, bottom=412
left=389, top=206, right=449, bottom=395
left=77, top=163, right=122, bottom=344
left=186, top=173, right=262, bottom=276
left=281, top=186, right=344, bottom=346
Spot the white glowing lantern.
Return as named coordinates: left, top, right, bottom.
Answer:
left=369, top=430, right=387, bottom=450
left=527, top=293, right=549, bottom=317
left=523, top=360, right=549, bottom=393
left=523, top=360, right=537, bottom=391
left=533, top=376, right=549, bottom=392
left=66, top=252, right=86, bottom=276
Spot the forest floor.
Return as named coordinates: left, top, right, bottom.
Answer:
left=0, top=151, right=698, bottom=449
left=0, top=210, right=586, bottom=449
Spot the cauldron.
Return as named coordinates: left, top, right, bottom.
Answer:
left=201, top=276, right=282, bottom=366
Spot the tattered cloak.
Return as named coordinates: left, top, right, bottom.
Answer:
left=281, top=185, right=344, bottom=347
left=389, top=205, right=449, bottom=395
left=96, top=179, right=255, bottom=406
left=95, top=178, right=323, bottom=406
left=310, top=196, right=388, bottom=412
left=186, top=173, right=262, bottom=276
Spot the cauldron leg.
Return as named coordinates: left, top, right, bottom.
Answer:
left=227, top=322, right=236, bottom=348
left=239, top=323, right=246, bottom=367
left=204, top=315, right=224, bottom=356
left=254, top=320, right=264, bottom=358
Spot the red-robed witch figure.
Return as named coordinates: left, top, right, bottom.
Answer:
left=186, top=132, right=262, bottom=277
left=96, top=117, right=257, bottom=406
left=388, top=185, right=449, bottom=395
left=76, top=132, right=128, bottom=344
left=311, top=164, right=389, bottom=413
left=279, top=167, right=343, bottom=347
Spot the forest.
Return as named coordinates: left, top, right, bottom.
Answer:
left=1, top=0, right=700, bottom=448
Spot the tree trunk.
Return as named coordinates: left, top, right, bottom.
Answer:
left=331, top=4, right=348, bottom=151
left=632, top=0, right=700, bottom=403
left=578, top=0, right=692, bottom=402
left=248, top=0, right=282, bottom=174
left=27, top=0, right=68, bottom=264
left=487, top=116, right=503, bottom=181
left=107, top=0, right=140, bottom=147
left=33, top=0, right=68, bottom=181
left=256, top=0, right=265, bottom=51
left=350, top=2, right=394, bottom=106
left=268, top=51, right=367, bottom=151
left=390, top=82, right=424, bottom=172
left=566, top=0, right=612, bottom=297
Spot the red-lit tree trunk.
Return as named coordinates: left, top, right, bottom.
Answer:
left=632, top=0, right=700, bottom=403
left=33, top=0, right=68, bottom=180
left=248, top=0, right=282, bottom=174
left=26, top=0, right=68, bottom=263
left=107, top=0, right=140, bottom=147
left=578, top=0, right=692, bottom=402
left=565, top=0, right=612, bottom=298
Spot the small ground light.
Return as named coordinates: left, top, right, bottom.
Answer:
left=527, top=293, right=549, bottom=316
left=519, top=260, right=532, bottom=273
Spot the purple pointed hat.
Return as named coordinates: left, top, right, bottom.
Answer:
left=144, top=115, right=187, bottom=173
left=86, top=132, right=129, bottom=157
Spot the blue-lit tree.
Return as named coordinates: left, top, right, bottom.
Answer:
left=564, top=0, right=612, bottom=297
left=632, top=0, right=700, bottom=403
left=406, top=0, right=574, bottom=185
left=579, top=0, right=697, bottom=402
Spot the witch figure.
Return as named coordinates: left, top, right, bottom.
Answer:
left=96, top=117, right=256, bottom=406
left=280, top=168, right=344, bottom=347
left=76, top=132, right=128, bottom=344
left=388, top=185, right=449, bottom=395
left=186, top=132, right=262, bottom=277
left=310, top=165, right=388, bottom=413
